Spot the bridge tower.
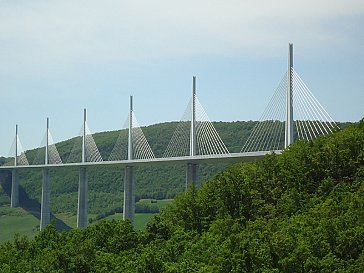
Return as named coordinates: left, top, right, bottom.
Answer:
left=124, top=96, right=135, bottom=220
left=40, top=118, right=51, bottom=230
left=10, top=125, right=19, bottom=208
left=285, top=43, right=294, bottom=148
left=186, top=76, right=198, bottom=189
left=77, top=109, right=88, bottom=228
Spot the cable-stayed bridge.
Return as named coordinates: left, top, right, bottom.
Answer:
left=0, top=44, right=338, bottom=230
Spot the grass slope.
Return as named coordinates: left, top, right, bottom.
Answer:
left=0, top=199, right=174, bottom=243
left=0, top=207, right=39, bottom=242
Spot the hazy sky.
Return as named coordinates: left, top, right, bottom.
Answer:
left=0, top=0, right=363, bottom=156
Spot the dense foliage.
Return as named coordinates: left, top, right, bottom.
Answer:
left=0, top=120, right=362, bottom=272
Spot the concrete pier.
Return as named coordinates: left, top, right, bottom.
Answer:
left=123, top=96, right=135, bottom=221
left=77, top=167, right=88, bottom=228
left=186, top=163, right=198, bottom=188
left=123, top=166, right=135, bottom=220
left=10, top=169, right=19, bottom=208
left=77, top=109, right=88, bottom=228
left=40, top=168, right=51, bottom=230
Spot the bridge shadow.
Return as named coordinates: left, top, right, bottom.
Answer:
left=0, top=170, right=71, bottom=232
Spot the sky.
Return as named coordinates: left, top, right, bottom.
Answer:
left=0, top=0, right=363, bottom=156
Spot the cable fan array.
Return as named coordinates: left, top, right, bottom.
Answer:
left=4, top=67, right=338, bottom=165
left=109, top=111, right=155, bottom=161
left=241, top=72, right=287, bottom=152
left=67, top=122, right=103, bottom=163
left=6, top=114, right=155, bottom=166
left=242, top=68, right=338, bottom=152
left=33, top=129, right=62, bottom=165
left=164, top=94, right=229, bottom=157
left=6, top=135, right=29, bottom=166
left=292, top=69, right=338, bottom=140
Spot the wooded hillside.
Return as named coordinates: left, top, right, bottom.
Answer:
left=0, top=119, right=362, bottom=272
left=0, top=121, right=257, bottom=216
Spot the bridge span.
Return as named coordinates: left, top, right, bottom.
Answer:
left=0, top=151, right=278, bottom=170
left=1, top=44, right=337, bottom=230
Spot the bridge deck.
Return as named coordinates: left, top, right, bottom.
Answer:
left=0, top=151, right=281, bottom=170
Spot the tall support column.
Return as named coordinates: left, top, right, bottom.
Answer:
left=186, top=163, right=198, bottom=189
left=11, top=169, right=19, bottom=207
left=285, top=43, right=294, bottom=148
left=186, top=76, right=198, bottom=189
left=124, top=96, right=135, bottom=221
left=11, top=125, right=19, bottom=208
left=40, top=168, right=50, bottom=230
left=77, top=109, right=88, bottom=228
left=40, top=118, right=51, bottom=230
left=77, top=167, right=88, bottom=227
left=123, top=166, right=135, bottom=220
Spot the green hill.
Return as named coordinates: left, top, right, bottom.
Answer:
left=0, top=121, right=351, bottom=222
left=0, top=121, right=257, bottom=217
left=0, top=120, right=362, bottom=272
